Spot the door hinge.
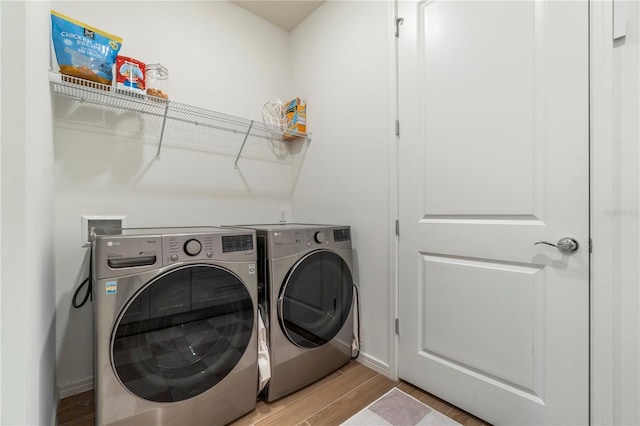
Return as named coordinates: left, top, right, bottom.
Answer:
left=395, top=119, right=400, bottom=136
left=395, top=219, right=399, bottom=236
left=589, top=238, right=593, bottom=253
left=395, top=17, right=404, bottom=38
left=613, top=0, right=627, bottom=40
left=395, top=318, right=399, bottom=334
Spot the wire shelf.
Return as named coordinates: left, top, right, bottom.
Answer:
left=49, top=72, right=307, bottom=164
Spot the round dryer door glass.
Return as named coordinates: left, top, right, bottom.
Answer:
left=279, top=250, right=354, bottom=348
left=111, top=265, right=254, bottom=403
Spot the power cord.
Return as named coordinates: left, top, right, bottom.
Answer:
left=72, top=246, right=93, bottom=309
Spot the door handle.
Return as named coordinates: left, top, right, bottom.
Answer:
left=535, top=237, right=579, bottom=254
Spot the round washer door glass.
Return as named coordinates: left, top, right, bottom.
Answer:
left=111, top=265, right=254, bottom=402
left=279, top=250, right=353, bottom=348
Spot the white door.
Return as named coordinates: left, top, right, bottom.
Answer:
left=397, top=1, right=589, bottom=425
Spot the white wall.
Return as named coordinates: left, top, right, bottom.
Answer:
left=0, top=1, right=3, bottom=420
left=51, top=1, right=298, bottom=395
left=611, top=2, right=640, bottom=423
left=290, top=1, right=393, bottom=372
left=1, top=1, right=57, bottom=425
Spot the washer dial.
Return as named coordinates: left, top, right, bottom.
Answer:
left=184, top=239, right=202, bottom=256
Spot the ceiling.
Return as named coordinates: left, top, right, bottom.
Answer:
left=230, top=0, right=325, bottom=32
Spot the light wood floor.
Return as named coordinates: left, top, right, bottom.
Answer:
left=57, top=361, right=490, bottom=426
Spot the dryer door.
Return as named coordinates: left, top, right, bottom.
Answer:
left=111, top=265, right=254, bottom=402
left=278, top=250, right=353, bottom=348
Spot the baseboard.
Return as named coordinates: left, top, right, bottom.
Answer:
left=58, top=376, right=94, bottom=399
left=355, top=352, right=390, bottom=377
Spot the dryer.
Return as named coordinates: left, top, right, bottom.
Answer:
left=93, top=227, right=258, bottom=425
left=233, top=224, right=355, bottom=402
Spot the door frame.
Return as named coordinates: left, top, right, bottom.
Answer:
left=388, top=1, right=616, bottom=424
left=589, top=1, right=615, bottom=424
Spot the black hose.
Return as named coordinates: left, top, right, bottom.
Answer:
left=72, top=247, right=93, bottom=308
left=351, top=283, right=361, bottom=359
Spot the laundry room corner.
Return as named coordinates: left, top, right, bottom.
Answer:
left=50, top=1, right=302, bottom=398
left=289, top=1, right=395, bottom=374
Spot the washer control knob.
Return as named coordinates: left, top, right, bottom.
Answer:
left=184, top=239, right=202, bottom=256
left=170, top=254, right=179, bottom=262
left=314, top=231, right=326, bottom=244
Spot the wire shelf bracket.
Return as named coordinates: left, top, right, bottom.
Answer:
left=156, top=103, right=170, bottom=160
left=234, top=120, right=254, bottom=169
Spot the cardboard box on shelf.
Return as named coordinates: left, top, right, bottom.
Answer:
left=283, top=97, right=306, bottom=140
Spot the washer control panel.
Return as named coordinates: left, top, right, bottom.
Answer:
left=164, top=233, right=214, bottom=265
left=94, top=232, right=163, bottom=279
left=163, top=232, right=255, bottom=265
left=94, top=227, right=256, bottom=278
left=222, top=234, right=254, bottom=253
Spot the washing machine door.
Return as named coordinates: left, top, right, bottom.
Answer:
left=278, top=250, right=353, bottom=348
left=111, top=264, right=254, bottom=403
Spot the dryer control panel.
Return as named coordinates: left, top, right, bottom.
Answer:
left=333, top=228, right=351, bottom=242
left=258, top=225, right=352, bottom=259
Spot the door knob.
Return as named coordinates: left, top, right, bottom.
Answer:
left=535, top=237, right=579, bottom=254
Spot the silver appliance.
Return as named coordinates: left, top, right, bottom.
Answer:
left=232, top=224, right=355, bottom=402
left=93, top=227, right=258, bottom=425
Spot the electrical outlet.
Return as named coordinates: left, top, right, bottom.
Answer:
left=81, top=215, right=126, bottom=247
left=279, top=208, right=287, bottom=223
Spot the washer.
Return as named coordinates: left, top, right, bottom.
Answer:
left=233, top=224, right=355, bottom=402
left=93, top=227, right=258, bottom=425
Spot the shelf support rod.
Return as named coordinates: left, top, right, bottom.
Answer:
left=234, top=120, right=254, bottom=169
left=156, top=102, right=170, bottom=161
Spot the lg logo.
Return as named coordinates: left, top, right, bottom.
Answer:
left=106, top=241, right=121, bottom=247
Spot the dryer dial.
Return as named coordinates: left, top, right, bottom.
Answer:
left=184, top=239, right=202, bottom=256
left=314, top=231, right=326, bottom=244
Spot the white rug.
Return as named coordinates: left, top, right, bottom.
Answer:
left=341, top=388, right=462, bottom=426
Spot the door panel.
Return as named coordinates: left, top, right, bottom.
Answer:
left=422, top=1, right=539, bottom=216
left=398, top=1, right=589, bottom=424
left=420, top=254, right=544, bottom=395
